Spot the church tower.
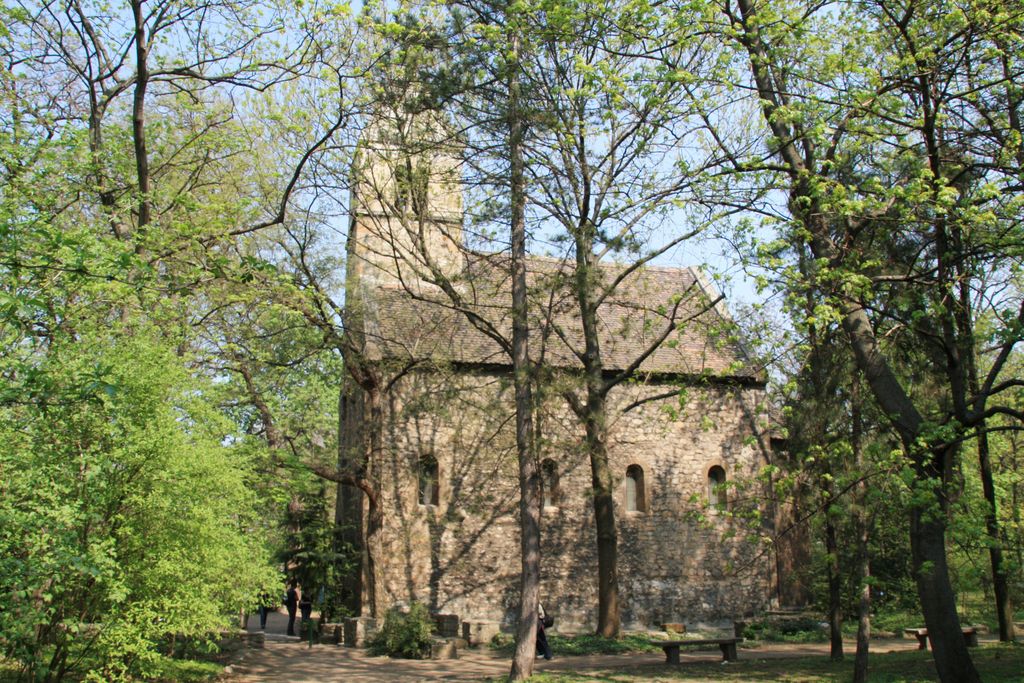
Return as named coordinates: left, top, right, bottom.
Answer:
left=347, top=108, right=464, bottom=293
left=338, top=108, right=466, bottom=618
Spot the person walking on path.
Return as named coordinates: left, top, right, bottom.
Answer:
left=536, top=604, right=553, bottom=660
left=285, top=584, right=299, bottom=637
left=299, top=591, right=313, bottom=639
left=258, top=592, right=272, bottom=630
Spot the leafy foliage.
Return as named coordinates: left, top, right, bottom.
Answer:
left=741, top=617, right=828, bottom=644
left=367, top=602, right=434, bottom=659
left=0, top=332, right=277, bottom=681
left=278, top=484, right=358, bottom=624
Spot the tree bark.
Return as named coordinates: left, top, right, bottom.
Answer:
left=585, top=389, right=620, bottom=637
left=976, top=428, right=1015, bottom=641
left=131, top=0, right=151, bottom=231
left=507, top=24, right=541, bottom=681
left=909, top=476, right=978, bottom=683
left=824, top=511, right=843, bottom=661
left=840, top=307, right=980, bottom=683
left=853, top=538, right=871, bottom=683
left=852, top=383, right=870, bottom=683
left=573, top=239, right=620, bottom=637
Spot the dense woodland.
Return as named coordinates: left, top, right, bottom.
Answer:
left=1, top=0, right=1022, bottom=681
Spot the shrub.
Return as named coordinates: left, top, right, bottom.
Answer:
left=367, top=603, right=433, bottom=659
left=742, top=616, right=828, bottom=643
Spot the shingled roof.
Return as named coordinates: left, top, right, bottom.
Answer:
left=356, top=254, right=761, bottom=381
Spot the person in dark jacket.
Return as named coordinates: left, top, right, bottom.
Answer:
left=285, top=584, right=299, bottom=636
left=536, top=603, right=553, bottom=660
left=299, top=591, right=313, bottom=637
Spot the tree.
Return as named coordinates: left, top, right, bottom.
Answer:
left=0, top=324, right=277, bottom=680
left=0, top=2, right=360, bottom=678
left=696, top=0, right=1024, bottom=678
left=341, top=6, right=545, bottom=674
left=516, top=0, right=735, bottom=636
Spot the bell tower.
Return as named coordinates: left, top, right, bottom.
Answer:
left=347, top=108, right=464, bottom=292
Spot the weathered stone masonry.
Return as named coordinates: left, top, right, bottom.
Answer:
left=334, top=109, right=779, bottom=632
left=340, top=365, right=775, bottom=630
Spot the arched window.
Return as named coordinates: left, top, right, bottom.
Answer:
left=419, top=455, right=439, bottom=506
left=541, top=459, right=559, bottom=508
left=625, top=464, right=646, bottom=512
left=708, top=465, right=727, bottom=509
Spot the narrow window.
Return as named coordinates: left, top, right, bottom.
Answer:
left=419, top=455, right=439, bottom=506
left=625, top=464, right=646, bottom=512
left=708, top=465, right=727, bottom=509
left=541, top=459, right=559, bottom=508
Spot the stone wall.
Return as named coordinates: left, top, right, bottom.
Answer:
left=341, top=367, right=777, bottom=631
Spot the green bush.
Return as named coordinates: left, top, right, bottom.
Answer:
left=742, top=616, right=828, bottom=643
left=367, top=603, right=433, bottom=659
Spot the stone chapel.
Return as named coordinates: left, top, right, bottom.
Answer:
left=335, top=109, right=789, bottom=634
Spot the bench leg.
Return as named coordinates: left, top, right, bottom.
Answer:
left=916, top=634, right=928, bottom=650
left=720, top=642, right=738, bottom=662
left=663, top=646, right=680, bottom=664
left=964, top=632, right=978, bottom=647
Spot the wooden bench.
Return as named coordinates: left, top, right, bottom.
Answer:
left=903, top=627, right=978, bottom=650
left=654, top=638, right=742, bottom=663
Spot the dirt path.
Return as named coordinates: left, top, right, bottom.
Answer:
left=225, top=612, right=930, bottom=683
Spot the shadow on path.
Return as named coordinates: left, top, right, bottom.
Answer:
left=225, top=630, right=935, bottom=683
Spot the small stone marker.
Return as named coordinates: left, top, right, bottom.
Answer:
left=462, top=620, right=501, bottom=646
left=430, top=638, right=458, bottom=660
left=343, top=617, right=377, bottom=647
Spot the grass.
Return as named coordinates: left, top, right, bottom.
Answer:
left=516, top=642, right=1024, bottom=682
left=147, top=657, right=224, bottom=682
left=489, top=632, right=664, bottom=657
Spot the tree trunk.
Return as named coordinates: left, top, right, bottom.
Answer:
left=585, top=389, right=619, bottom=637
left=910, top=447, right=981, bottom=683
left=824, top=512, right=843, bottom=661
left=834, top=284, right=978, bottom=683
left=852, top=384, right=870, bottom=683
left=131, top=0, right=151, bottom=231
left=335, top=385, right=364, bottom=615
left=507, top=25, right=541, bottom=680
left=976, top=428, right=1015, bottom=641
left=362, top=387, right=384, bottom=618
left=574, top=223, right=620, bottom=637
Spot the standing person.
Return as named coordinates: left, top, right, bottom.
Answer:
left=285, top=583, right=299, bottom=636
left=536, top=603, right=553, bottom=660
left=258, top=591, right=272, bottom=630
left=299, top=590, right=313, bottom=638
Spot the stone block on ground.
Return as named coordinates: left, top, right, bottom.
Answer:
left=343, top=617, right=377, bottom=647
left=320, top=623, right=343, bottom=645
left=430, top=637, right=458, bottom=660
left=462, top=620, right=501, bottom=646
left=662, top=622, right=686, bottom=634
